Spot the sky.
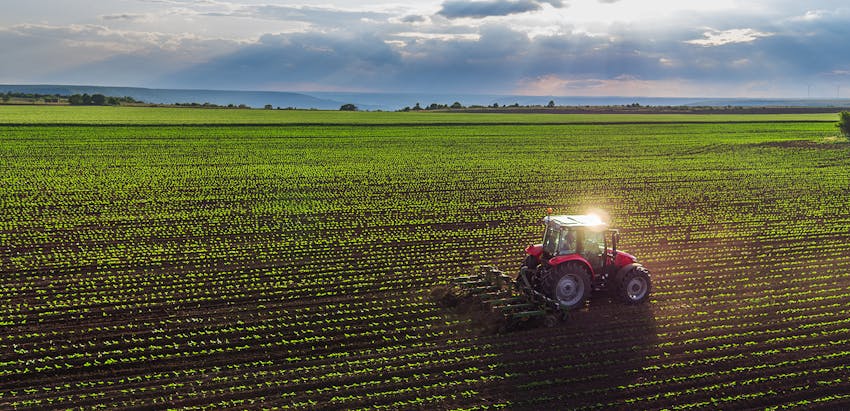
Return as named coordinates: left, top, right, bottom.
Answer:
left=1, top=0, right=850, bottom=98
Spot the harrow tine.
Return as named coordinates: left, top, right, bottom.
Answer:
left=497, top=303, right=537, bottom=312
left=484, top=296, right=526, bottom=305
left=509, top=310, right=546, bottom=319
left=478, top=292, right=513, bottom=301
left=455, top=280, right=489, bottom=287
left=467, top=285, right=500, bottom=293
left=451, top=277, right=484, bottom=286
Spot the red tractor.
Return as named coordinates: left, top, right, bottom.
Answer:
left=444, top=214, right=651, bottom=329
left=519, top=214, right=651, bottom=310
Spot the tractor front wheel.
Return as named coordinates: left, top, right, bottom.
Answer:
left=617, top=266, right=651, bottom=304
left=548, top=262, right=591, bottom=310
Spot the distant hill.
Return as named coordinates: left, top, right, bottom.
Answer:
left=309, top=92, right=850, bottom=111
left=684, top=98, right=850, bottom=108
left=2, top=84, right=849, bottom=111
left=0, top=85, right=348, bottom=110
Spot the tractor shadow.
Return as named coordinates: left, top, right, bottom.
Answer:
left=480, top=293, right=660, bottom=409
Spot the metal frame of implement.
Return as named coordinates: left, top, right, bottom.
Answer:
left=450, top=265, right=567, bottom=329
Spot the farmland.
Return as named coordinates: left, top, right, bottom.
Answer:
left=1, top=106, right=849, bottom=409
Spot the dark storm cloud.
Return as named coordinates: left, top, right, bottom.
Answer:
left=161, top=25, right=628, bottom=92
left=46, top=50, right=193, bottom=86
left=661, top=7, right=850, bottom=83
left=161, top=7, right=850, bottom=95
left=781, top=9, right=850, bottom=68
left=0, top=23, right=241, bottom=84
left=437, top=0, right=563, bottom=19
left=394, top=26, right=532, bottom=89
left=159, top=31, right=402, bottom=90
left=5, top=1, right=850, bottom=97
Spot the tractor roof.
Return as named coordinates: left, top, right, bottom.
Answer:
left=544, top=214, right=608, bottom=229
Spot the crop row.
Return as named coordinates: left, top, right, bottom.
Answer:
left=2, top=118, right=850, bottom=409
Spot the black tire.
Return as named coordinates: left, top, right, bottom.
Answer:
left=617, top=265, right=651, bottom=304
left=546, top=262, right=591, bottom=310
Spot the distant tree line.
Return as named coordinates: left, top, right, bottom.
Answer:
left=398, top=101, right=531, bottom=111
left=395, top=100, right=810, bottom=113
left=68, top=94, right=139, bottom=106
left=1, top=91, right=142, bottom=105
left=2, top=92, right=64, bottom=103
left=172, top=102, right=251, bottom=109
left=399, top=102, right=465, bottom=111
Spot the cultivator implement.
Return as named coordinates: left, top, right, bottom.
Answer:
left=433, top=213, right=652, bottom=332
left=442, top=265, right=566, bottom=332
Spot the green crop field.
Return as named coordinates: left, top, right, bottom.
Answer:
left=0, top=104, right=838, bottom=124
left=2, top=106, right=850, bottom=409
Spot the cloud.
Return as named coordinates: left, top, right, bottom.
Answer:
left=246, top=5, right=390, bottom=25
left=393, top=32, right=480, bottom=41
left=135, top=0, right=235, bottom=5
left=156, top=2, right=400, bottom=28
left=159, top=25, right=657, bottom=94
left=4, top=0, right=850, bottom=98
left=0, top=22, right=242, bottom=84
left=437, top=0, right=563, bottom=19
left=789, top=10, right=829, bottom=22
left=685, top=28, right=774, bottom=47
left=401, top=15, right=427, bottom=23
left=514, top=74, right=764, bottom=97
left=157, top=24, right=530, bottom=92
left=159, top=31, right=403, bottom=90
left=3, top=23, right=155, bottom=53
left=100, top=13, right=149, bottom=22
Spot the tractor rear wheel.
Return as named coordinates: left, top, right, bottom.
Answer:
left=548, top=262, right=591, bottom=310
left=617, top=266, right=651, bottom=304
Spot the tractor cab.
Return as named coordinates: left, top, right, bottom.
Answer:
left=534, top=215, right=623, bottom=275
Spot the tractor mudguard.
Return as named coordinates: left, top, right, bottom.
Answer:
left=614, top=251, right=637, bottom=268
left=615, top=263, right=644, bottom=284
left=525, top=244, right=544, bottom=258
left=547, top=254, right=594, bottom=278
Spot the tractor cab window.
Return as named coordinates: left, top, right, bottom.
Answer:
left=557, top=229, right=577, bottom=255
left=582, top=231, right=604, bottom=255
left=542, top=225, right=560, bottom=256
left=581, top=231, right=605, bottom=267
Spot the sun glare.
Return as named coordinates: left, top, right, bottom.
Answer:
left=585, top=208, right=611, bottom=226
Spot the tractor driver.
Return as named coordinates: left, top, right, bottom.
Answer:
left=559, top=229, right=577, bottom=254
